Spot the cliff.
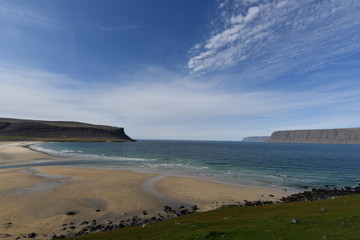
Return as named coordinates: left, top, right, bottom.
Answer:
left=268, top=128, right=360, bottom=144
left=0, top=118, right=134, bottom=142
left=241, top=136, right=270, bottom=142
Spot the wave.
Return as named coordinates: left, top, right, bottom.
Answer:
left=29, top=144, right=154, bottom=162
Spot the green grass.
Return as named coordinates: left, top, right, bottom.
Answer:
left=68, top=194, right=360, bottom=240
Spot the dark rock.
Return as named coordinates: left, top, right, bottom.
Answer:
left=96, top=209, right=101, bottom=212
left=0, top=117, right=134, bottom=142
left=191, top=205, right=199, bottom=211
left=164, top=206, right=172, bottom=212
left=27, top=233, right=37, bottom=238
left=80, top=221, right=89, bottom=225
left=65, top=211, right=77, bottom=216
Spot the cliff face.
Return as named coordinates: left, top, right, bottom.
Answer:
left=241, top=136, right=270, bottom=142
left=0, top=118, right=134, bottom=142
left=268, top=128, right=360, bottom=144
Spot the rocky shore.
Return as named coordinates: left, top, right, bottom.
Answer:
left=13, top=205, right=199, bottom=240
left=14, top=185, right=360, bottom=239
left=221, top=185, right=360, bottom=208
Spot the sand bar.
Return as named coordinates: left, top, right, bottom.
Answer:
left=0, top=142, right=290, bottom=239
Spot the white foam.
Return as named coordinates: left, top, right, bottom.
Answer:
left=30, top=144, right=154, bottom=162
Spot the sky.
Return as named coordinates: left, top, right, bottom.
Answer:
left=1, top=0, right=360, bottom=141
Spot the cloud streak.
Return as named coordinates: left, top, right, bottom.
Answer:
left=95, top=23, right=142, bottom=32
left=0, top=2, right=60, bottom=29
left=188, top=0, right=360, bottom=77
left=1, top=63, right=360, bottom=140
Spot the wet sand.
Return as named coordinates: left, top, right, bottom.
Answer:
left=0, top=142, right=290, bottom=239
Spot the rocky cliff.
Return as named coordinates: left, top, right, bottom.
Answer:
left=268, top=128, right=360, bottom=144
left=0, top=118, right=134, bottom=142
left=241, top=136, right=270, bottom=142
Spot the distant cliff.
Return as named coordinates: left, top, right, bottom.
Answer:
left=241, top=136, right=270, bottom=142
left=268, top=128, right=360, bottom=144
left=0, top=118, right=134, bottom=142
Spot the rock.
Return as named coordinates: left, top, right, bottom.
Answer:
left=268, top=128, right=360, bottom=144
left=27, top=233, right=37, bottom=238
left=290, top=218, right=299, bottom=224
left=65, top=211, right=77, bottom=216
left=0, top=117, right=134, bottom=142
left=164, top=206, right=172, bottom=212
left=80, top=221, right=89, bottom=225
left=191, top=205, right=199, bottom=211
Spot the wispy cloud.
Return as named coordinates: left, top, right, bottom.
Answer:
left=95, top=23, right=142, bottom=32
left=0, top=2, right=60, bottom=29
left=1, top=63, right=360, bottom=140
left=188, top=0, right=360, bottom=77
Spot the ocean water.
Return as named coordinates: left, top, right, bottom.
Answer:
left=25, top=140, right=360, bottom=191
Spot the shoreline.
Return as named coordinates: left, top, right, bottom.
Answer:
left=28, top=142, right=298, bottom=193
left=0, top=142, right=290, bottom=239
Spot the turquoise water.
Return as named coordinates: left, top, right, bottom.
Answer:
left=26, top=140, right=360, bottom=190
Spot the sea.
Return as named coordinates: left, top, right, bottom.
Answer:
left=21, top=140, right=360, bottom=191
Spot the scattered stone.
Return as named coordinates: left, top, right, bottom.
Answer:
left=191, top=205, right=199, bottom=211
left=290, top=218, right=299, bottom=224
left=164, top=206, right=172, bottom=212
left=80, top=221, right=89, bottom=225
left=65, top=211, right=77, bottom=216
left=340, top=221, right=347, bottom=226
left=27, top=232, right=37, bottom=238
left=96, top=209, right=101, bottom=212
left=142, top=211, right=148, bottom=215
left=320, top=208, right=326, bottom=212
left=281, top=186, right=360, bottom=203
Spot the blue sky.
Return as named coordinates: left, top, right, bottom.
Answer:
left=1, top=0, right=360, bottom=140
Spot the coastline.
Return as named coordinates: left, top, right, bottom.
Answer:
left=0, top=142, right=290, bottom=239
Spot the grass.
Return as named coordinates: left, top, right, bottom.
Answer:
left=68, top=194, right=360, bottom=240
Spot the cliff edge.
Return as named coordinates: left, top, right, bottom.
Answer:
left=268, top=128, right=360, bottom=144
left=241, top=136, right=270, bottom=142
left=0, top=118, right=134, bottom=142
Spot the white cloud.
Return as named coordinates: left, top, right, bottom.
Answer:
left=188, top=0, right=360, bottom=77
left=2, top=63, right=360, bottom=140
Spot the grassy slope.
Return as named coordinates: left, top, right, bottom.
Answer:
left=69, top=194, right=360, bottom=240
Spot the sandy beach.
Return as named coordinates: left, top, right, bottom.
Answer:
left=0, top=142, right=290, bottom=239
